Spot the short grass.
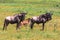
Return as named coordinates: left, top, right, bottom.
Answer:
left=0, top=0, right=60, bottom=40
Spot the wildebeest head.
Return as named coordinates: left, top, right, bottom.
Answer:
left=18, top=12, right=27, bottom=21
left=45, top=12, right=53, bottom=21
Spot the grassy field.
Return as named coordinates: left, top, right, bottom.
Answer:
left=0, top=0, right=60, bottom=40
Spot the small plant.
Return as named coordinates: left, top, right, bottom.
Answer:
left=16, top=34, right=22, bottom=39
left=53, top=23, right=57, bottom=32
left=56, top=4, right=59, bottom=7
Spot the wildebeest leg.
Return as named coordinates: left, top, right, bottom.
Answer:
left=3, top=21, right=6, bottom=30
left=5, top=23, right=9, bottom=30
left=3, top=20, right=9, bottom=30
left=16, top=22, right=20, bottom=30
left=16, top=17, right=21, bottom=30
left=16, top=23, right=19, bottom=30
left=41, top=23, right=45, bottom=31
left=30, top=22, right=34, bottom=29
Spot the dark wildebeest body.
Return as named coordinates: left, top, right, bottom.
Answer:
left=30, top=13, right=53, bottom=30
left=3, top=12, right=27, bottom=30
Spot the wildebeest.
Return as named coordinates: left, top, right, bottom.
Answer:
left=30, top=12, right=53, bottom=30
left=21, top=18, right=31, bottom=26
left=3, top=12, right=27, bottom=30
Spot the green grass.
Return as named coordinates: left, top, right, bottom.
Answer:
left=0, top=0, right=60, bottom=40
